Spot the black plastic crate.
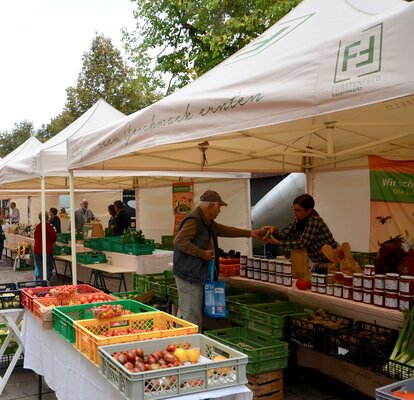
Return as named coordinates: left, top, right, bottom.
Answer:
left=371, top=340, right=414, bottom=381
left=325, top=321, right=398, bottom=366
left=289, top=312, right=353, bottom=352
left=0, top=353, right=24, bottom=369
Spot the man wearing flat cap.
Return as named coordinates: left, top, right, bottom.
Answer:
left=74, top=199, right=96, bottom=233
left=173, top=190, right=263, bottom=330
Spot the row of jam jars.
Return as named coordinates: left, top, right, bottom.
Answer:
left=239, top=255, right=247, bottom=277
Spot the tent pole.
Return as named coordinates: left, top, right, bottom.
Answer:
left=69, top=171, right=77, bottom=285
left=41, top=177, right=47, bottom=281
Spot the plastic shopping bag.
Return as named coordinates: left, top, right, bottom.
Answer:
left=204, top=260, right=227, bottom=319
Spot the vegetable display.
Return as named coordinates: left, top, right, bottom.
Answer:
left=390, top=306, right=414, bottom=367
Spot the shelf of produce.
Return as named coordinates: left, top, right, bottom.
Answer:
left=224, top=277, right=404, bottom=331
left=297, top=347, right=396, bottom=398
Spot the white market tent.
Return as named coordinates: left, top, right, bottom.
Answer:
left=67, top=0, right=414, bottom=174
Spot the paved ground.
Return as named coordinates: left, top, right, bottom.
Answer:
left=0, top=256, right=372, bottom=399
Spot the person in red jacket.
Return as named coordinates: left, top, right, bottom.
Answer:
left=34, top=211, right=57, bottom=282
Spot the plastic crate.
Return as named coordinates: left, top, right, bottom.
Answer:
left=147, top=278, right=176, bottom=301
left=76, top=251, right=107, bottom=264
left=325, top=321, right=398, bottom=366
left=53, top=244, right=71, bottom=255
left=74, top=311, right=198, bottom=366
left=133, top=271, right=174, bottom=293
left=123, top=243, right=154, bottom=255
left=205, top=326, right=289, bottom=375
left=83, top=237, right=101, bottom=250
left=20, top=283, right=103, bottom=311
left=32, top=292, right=117, bottom=321
left=14, top=257, right=34, bottom=271
left=371, top=341, right=414, bottom=381
left=56, top=232, right=71, bottom=243
left=222, top=293, right=271, bottom=326
left=376, top=377, right=414, bottom=400
left=219, top=264, right=240, bottom=277
left=53, top=299, right=157, bottom=344
left=99, top=334, right=248, bottom=400
left=244, top=301, right=314, bottom=339
left=0, top=282, right=21, bottom=309
left=289, top=312, right=353, bottom=352
left=16, top=280, right=48, bottom=289
left=0, top=353, right=24, bottom=369
left=167, top=285, right=178, bottom=306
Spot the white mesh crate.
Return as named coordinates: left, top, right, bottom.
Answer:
left=99, top=334, right=248, bottom=399
left=376, top=377, right=414, bottom=400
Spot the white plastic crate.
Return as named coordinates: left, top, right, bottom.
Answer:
left=376, top=377, right=414, bottom=400
left=98, top=334, right=248, bottom=400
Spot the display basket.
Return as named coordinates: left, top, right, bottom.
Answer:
left=32, top=292, right=117, bottom=322
left=219, top=264, right=240, bottom=277
left=0, top=282, right=22, bottom=309
left=147, top=278, right=176, bottom=301
left=20, top=283, right=103, bottom=311
left=123, top=242, right=154, bottom=255
left=376, top=377, right=414, bottom=400
left=56, top=232, right=71, bottom=243
left=225, top=293, right=277, bottom=326
left=53, top=244, right=71, bottom=255
left=76, top=251, right=107, bottom=264
left=289, top=312, right=353, bottom=352
left=325, top=321, right=398, bottom=366
left=53, top=299, right=157, bottom=344
left=205, top=326, right=288, bottom=375
left=83, top=237, right=104, bottom=250
left=133, top=271, right=174, bottom=293
left=371, top=341, right=414, bottom=381
left=98, top=334, right=248, bottom=400
left=0, top=353, right=24, bottom=369
left=74, top=311, right=198, bottom=366
left=244, top=301, right=314, bottom=339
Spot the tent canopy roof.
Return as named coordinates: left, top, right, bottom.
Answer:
left=67, top=0, right=414, bottom=173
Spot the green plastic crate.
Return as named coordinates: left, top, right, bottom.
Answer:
left=83, top=238, right=103, bottom=250
left=76, top=251, right=106, bottom=264
left=53, top=244, right=71, bottom=255
left=205, top=326, right=289, bottom=375
left=244, top=301, right=315, bottom=339
left=56, top=232, right=71, bottom=243
left=132, top=271, right=174, bottom=293
left=52, top=299, right=157, bottom=344
left=147, top=277, right=176, bottom=300
left=167, top=284, right=178, bottom=306
left=124, top=243, right=154, bottom=255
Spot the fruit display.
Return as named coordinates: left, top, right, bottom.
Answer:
left=0, top=292, right=21, bottom=309
left=98, top=334, right=248, bottom=399
left=92, top=304, right=132, bottom=319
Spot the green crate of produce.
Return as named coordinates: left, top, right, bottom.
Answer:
left=0, top=282, right=22, bottom=309
left=132, top=271, right=174, bottom=293
left=147, top=277, right=176, bottom=301
left=76, top=233, right=83, bottom=241
left=352, top=251, right=377, bottom=267
left=167, top=284, right=178, bottom=306
left=245, top=301, right=314, bottom=339
left=205, top=326, right=289, bottom=375
left=56, top=232, right=71, bottom=243
left=53, top=244, right=71, bottom=255
left=226, top=293, right=278, bottom=326
left=0, top=323, right=19, bottom=355
left=113, top=291, right=170, bottom=312
left=160, top=235, right=174, bottom=250
left=76, top=251, right=106, bottom=264
left=124, top=243, right=154, bottom=255
left=83, top=237, right=103, bottom=250
left=53, top=299, right=157, bottom=344
left=111, top=240, right=125, bottom=253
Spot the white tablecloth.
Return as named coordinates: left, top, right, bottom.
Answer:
left=21, top=312, right=252, bottom=400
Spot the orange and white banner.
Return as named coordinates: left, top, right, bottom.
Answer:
left=368, top=156, right=414, bottom=251
left=172, top=182, right=194, bottom=235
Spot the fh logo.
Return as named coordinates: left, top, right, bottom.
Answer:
left=334, top=23, right=383, bottom=83
left=225, top=13, right=314, bottom=65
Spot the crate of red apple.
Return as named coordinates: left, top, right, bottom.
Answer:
left=99, top=334, right=248, bottom=399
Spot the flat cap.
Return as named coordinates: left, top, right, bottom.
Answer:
left=200, top=190, right=228, bottom=206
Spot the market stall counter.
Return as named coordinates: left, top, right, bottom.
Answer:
left=22, top=311, right=252, bottom=400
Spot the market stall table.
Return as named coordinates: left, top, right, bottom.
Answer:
left=22, top=311, right=252, bottom=400
left=0, top=308, right=25, bottom=396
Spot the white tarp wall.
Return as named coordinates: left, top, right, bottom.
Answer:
left=312, top=169, right=370, bottom=252
left=137, top=179, right=251, bottom=255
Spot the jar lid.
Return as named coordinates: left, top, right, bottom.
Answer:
left=363, top=289, right=373, bottom=293
left=385, top=291, right=399, bottom=294
left=327, top=273, right=334, bottom=277
left=374, top=274, right=385, bottom=278
left=364, top=264, right=375, bottom=268
left=343, top=274, right=352, bottom=278
left=373, top=289, right=385, bottom=293
left=335, top=272, right=344, bottom=275
left=343, top=285, right=353, bottom=288
left=353, top=273, right=363, bottom=277
left=400, top=275, right=414, bottom=280
left=385, top=273, right=400, bottom=277
left=399, top=294, right=414, bottom=298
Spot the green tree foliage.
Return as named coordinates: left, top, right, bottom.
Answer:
left=124, top=0, right=301, bottom=94
left=0, top=121, right=35, bottom=158
left=47, top=34, right=160, bottom=136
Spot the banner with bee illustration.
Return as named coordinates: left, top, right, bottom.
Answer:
left=172, top=182, right=194, bottom=235
left=368, top=156, right=414, bottom=251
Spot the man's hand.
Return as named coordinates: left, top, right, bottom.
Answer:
left=202, top=250, right=215, bottom=260
left=250, top=229, right=264, bottom=240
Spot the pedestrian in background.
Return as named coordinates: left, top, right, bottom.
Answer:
left=74, top=199, right=95, bottom=233
left=49, top=207, right=61, bottom=233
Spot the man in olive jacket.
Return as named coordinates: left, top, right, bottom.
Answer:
left=173, top=190, right=262, bottom=331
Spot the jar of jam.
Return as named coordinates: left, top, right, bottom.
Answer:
left=261, top=271, right=269, bottom=282
left=247, top=263, right=254, bottom=279
left=317, top=284, right=326, bottom=294
left=399, top=275, right=414, bottom=295
left=268, top=260, right=277, bottom=273
left=363, top=264, right=375, bottom=276
left=399, top=294, right=414, bottom=311
left=253, top=258, right=261, bottom=269
left=283, top=274, right=292, bottom=287
left=283, top=261, right=292, bottom=275
left=343, top=274, right=353, bottom=287
left=334, top=284, right=343, bottom=298
left=373, top=290, right=385, bottom=307
left=353, top=273, right=363, bottom=288
left=311, top=273, right=318, bottom=285
left=317, top=274, right=326, bottom=286
left=363, top=289, right=373, bottom=304
left=253, top=267, right=261, bottom=280
left=326, top=284, right=334, bottom=296
left=335, top=272, right=344, bottom=284
left=384, top=291, right=399, bottom=309
left=353, top=287, right=363, bottom=302
left=268, top=272, right=276, bottom=283
left=276, top=258, right=285, bottom=274
left=342, top=286, right=353, bottom=300
left=240, top=255, right=247, bottom=265
left=311, top=283, right=318, bottom=292
left=326, top=273, right=335, bottom=285
left=374, top=274, right=385, bottom=290
left=240, top=264, right=247, bottom=277
left=276, top=274, right=283, bottom=285
left=385, top=273, right=400, bottom=292
left=363, top=275, right=374, bottom=290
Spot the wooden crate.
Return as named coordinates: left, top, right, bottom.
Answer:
left=247, top=370, right=284, bottom=399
